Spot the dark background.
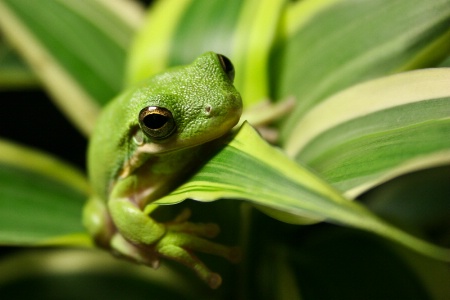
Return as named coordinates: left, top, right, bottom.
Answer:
left=0, top=0, right=154, bottom=171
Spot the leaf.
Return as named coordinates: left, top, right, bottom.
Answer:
left=246, top=219, right=450, bottom=300
left=440, top=54, right=450, bottom=67
left=0, top=41, right=38, bottom=89
left=272, top=0, right=450, bottom=143
left=231, top=0, right=285, bottom=106
left=127, top=0, right=285, bottom=106
left=0, top=139, right=90, bottom=246
left=0, top=0, right=143, bottom=135
left=155, top=122, right=450, bottom=262
left=285, top=68, right=450, bottom=196
left=126, top=0, right=242, bottom=83
left=364, top=166, right=450, bottom=232
left=0, top=249, right=205, bottom=299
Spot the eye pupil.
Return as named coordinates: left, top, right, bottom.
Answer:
left=138, top=106, right=176, bottom=139
left=143, top=114, right=168, bottom=129
left=217, top=54, right=235, bottom=82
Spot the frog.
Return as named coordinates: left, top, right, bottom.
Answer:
left=82, top=52, right=243, bottom=289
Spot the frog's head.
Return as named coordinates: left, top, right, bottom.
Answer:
left=132, top=52, right=243, bottom=154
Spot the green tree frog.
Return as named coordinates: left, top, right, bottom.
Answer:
left=83, top=52, right=243, bottom=288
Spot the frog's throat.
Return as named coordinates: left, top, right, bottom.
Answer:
left=117, top=132, right=218, bottom=181
left=119, top=111, right=241, bottom=180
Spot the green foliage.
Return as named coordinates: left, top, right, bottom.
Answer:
left=0, top=0, right=449, bottom=298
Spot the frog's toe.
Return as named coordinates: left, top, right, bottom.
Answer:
left=155, top=232, right=240, bottom=288
left=159, top=231, right=240, bottom=261
left=157, top=242, right=222, bottom=288
left=171, top=208, right=192, bottom=223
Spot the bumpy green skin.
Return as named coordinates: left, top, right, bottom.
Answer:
left=83, top=52, right=242, bottom=288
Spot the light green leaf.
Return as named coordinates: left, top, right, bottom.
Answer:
left=155, top=123, right=450, bottom=262
left=272, top=0, right=450, bottom=143
left=231, top=0, right=285, bottom=105
left=127, top=0, right=284, bottom=106
left=0, top=0, right=143, bottom=135
left=0, top=139, right=90, bottom=246
left=126, top=0, right=243, bottom=83
left=286, top=68, right=450, bottom=197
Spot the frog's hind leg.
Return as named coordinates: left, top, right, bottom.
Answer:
left=107, top=176, right=241, bottom=288
left=154, top=231, right=241, bottom=289
left=82, top=196, right=116, bottom=249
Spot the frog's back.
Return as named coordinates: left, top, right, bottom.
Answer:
left=87, top=89, right=137, bottom=200
left=87, top=72, right=186, bottom=199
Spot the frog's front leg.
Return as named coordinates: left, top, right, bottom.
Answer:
left=104, top=175, right=240, bottom=288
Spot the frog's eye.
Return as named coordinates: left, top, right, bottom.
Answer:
left=138, top=106, right=176, bottom=140
left=217, top=54, right=235, bottom=82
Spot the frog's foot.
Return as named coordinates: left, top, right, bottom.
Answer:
left=151, top=208, right=240, bottom=288
left=155, top=229, right=241, bottom=289
left=109, top=207, right=240, bottom=289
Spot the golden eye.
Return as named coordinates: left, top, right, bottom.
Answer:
left=138, top=106, right=176, bottom=139
left=217, top=54, right=235, bottom=82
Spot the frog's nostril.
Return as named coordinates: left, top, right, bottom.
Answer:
left=204, top=104, right=213, bottom=116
